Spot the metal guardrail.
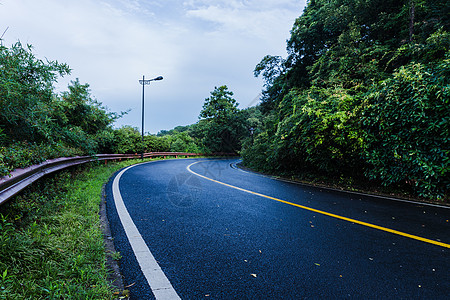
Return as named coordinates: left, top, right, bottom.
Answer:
left=0, top=152, right=205, bottom=206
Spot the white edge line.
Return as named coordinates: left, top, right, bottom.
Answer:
left=112, top=164, right=181, bottom=300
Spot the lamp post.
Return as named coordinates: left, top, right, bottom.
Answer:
left=139, top=75, right=163, bottom=159
left=249, top=127, right=255, bottom=145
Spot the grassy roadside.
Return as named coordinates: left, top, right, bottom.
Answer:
left=0, top=158, right=160, bottom=299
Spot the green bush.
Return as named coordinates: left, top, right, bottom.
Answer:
left=245, top=1, right=449, bottom=200
left=0, top=43, right=123, bottom=173
left=0, top=142, right=81, bottom=176
left=362, top=58, right=450, bottom=199
left=112, top=126, right=142, bottom=154
left=144, top=135, right=170, bottom=152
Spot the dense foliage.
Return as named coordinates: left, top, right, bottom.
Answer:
left=242, top=0, right=449, bottom=200
left=158, top=125, right=202, bottom=153
left=0, top=43, right=174, bottom=175
left=195, top=86, right=247, bottom=153
left=157, top=86, right=262, bottom=155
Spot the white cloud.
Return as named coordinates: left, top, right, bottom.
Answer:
left=184, top=0, right=302, bottom=40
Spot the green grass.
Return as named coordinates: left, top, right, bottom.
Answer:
left=0, top=158, right=160, bottom=299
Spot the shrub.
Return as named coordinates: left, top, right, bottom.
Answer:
left=362, top=58, right=450, bottom=199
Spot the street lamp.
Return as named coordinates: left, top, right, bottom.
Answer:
left=249, top=127, right=255, bottom=145
left=139, top=75, right=163, bottom=159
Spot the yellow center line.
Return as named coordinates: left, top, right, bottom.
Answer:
left=187, top=161, right=450, bottom=249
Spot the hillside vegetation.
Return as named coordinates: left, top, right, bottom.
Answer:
left=241, top=0, right=449, bottom=201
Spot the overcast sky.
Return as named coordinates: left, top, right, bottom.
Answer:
left=0, top=0, right=306, bottom=133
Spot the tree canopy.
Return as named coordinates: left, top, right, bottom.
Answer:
left=196, top=85, right=247, bottom=153
left=242, top=0, right=449, bottom=200
left=0, top=42, right=168, bottom=174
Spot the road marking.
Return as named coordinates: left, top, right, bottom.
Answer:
left=187, top=161, right=450, bottom=249
left=113, top=164, right=181, bottom=300
left=231, top=160, right=450, bottom=209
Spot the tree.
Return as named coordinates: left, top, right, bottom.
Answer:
left=0, top=42, right=70, bottom=143
left=166, top=132, right=199, bottom=153
left=362, top=56, right=449, bottom=199
left=199, top=85, right=239, bottom=122
left=254, top=55, right=289, bottom=113
left=198, top=86, right=246, bottom=153
left=61, top=79, right=121, bottom=135
left=142, top=135, right=169, bottom=152
left=0, top=42, right=126, bottom=173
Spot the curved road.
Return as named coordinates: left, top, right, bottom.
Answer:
left=105, top=158, right=450, bottom=299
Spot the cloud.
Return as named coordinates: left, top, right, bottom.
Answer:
left=184, top=0, right=302, bottom=40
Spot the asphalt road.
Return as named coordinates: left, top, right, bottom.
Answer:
left=105, top=158, right=450, bottom=299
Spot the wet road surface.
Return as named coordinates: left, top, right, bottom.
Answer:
left=105, top=158, right=450, bottom=299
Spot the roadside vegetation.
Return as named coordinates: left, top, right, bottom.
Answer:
left=1, top=2, right=448, bottom=201
left=0, top=158, right=159, bottom=299
left=158, top=1, right=449, bottom=202
left=240, top=0, right=449, bottom=201
left=0, top=1, right=448, bottom=298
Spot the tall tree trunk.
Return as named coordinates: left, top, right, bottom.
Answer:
left=409, top=0, right=415, bottom=42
